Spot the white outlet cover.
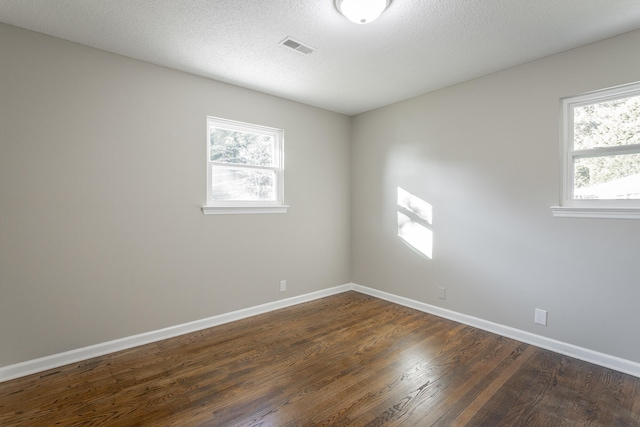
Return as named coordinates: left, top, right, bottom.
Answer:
left=534, top=308, right=547, bottom=326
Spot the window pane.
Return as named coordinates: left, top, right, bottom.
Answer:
left=573, top=95, right=640, bottom=150
left=209, top=128, right=274, bottom=166
left=573, top=153, right=640, bottom=199
left=211, top=168, right=275, bottom=201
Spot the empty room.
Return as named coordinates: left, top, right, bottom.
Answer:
left=2, top=0, right=640, bottom=425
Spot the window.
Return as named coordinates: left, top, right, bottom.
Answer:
left=552, top=82, right=640, bottom=219
left=202, top=117, right=287, bottom=214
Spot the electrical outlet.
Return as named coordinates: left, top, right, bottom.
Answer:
left=280, top=280, right=287, bottom=292
left=438, top=287, right=446, bottom=300
left=534, top=308, right=547, bottom=326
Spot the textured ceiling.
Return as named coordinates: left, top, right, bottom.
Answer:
left=1, top=0, right=640, bottom=115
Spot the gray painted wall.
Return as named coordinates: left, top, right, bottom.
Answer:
left=0, top=24, right=351, bottom=366
left=351, top=29, right=640, bottom=363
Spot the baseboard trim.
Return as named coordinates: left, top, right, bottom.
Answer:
left=3, top=283, right=639, bottom=382
left=351, top=283, right=640, bottom=379
left=0, top=284, right=351, bottom=383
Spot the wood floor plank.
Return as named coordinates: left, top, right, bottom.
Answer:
left=443, top=344, right=537, bottom=426
left=1, top=291, right=639, bottom=426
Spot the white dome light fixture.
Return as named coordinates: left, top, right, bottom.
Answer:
left=335, top=0, right=391, bottom=24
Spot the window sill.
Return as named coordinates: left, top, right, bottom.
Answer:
left=550, top=206, right=640, bottom=219
left=202, top=205, right=289, bottom=215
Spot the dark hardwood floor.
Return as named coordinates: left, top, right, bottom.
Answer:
left=1, top=291, right=639, bottom=426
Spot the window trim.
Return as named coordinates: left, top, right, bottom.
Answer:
left=202, top=116, right=288, bottom=215
left=552, top=81, right=640, bottom=219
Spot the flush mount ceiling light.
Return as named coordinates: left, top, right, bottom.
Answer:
left=335, top=0, right=391, bottom=24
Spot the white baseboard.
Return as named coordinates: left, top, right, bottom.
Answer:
left=2, top=282, right=639, bottom=383
left=351, top=283, right=640, bottom=379
left=0, top=284, right=351, bottom=383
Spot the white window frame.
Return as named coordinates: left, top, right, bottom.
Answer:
left=202, top=116, right=288, bottom=215
left=552, top=81, right=640, bottom=219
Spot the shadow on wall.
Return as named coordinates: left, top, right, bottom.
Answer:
left=397, top=187, right=433, bottom=259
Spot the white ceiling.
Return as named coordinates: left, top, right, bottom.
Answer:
left=2, top=0, right=640, bottom=116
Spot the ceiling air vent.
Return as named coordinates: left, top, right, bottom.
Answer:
left=279, top=37, right=315, bottom=55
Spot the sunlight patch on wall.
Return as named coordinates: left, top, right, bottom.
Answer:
left=397, top=187, right=433, bottom=259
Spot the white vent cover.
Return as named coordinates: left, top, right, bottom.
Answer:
left=279, top=37, right=315, bottom=55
